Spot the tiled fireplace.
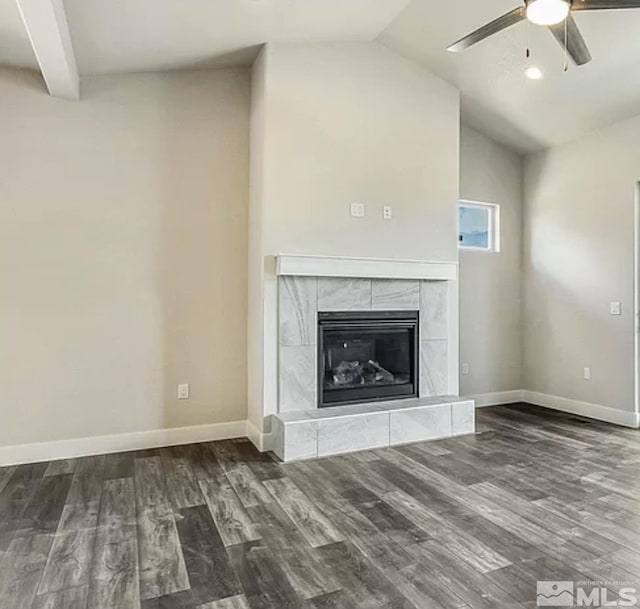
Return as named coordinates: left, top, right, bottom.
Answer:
left=268, top=255, right=475, bottom=461
left=279, top=276, right=451, bottom=411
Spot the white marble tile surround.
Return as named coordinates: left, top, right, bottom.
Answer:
left=278, top=276, right=451, bottom=413
left=272, top=397, right=475, bottom=462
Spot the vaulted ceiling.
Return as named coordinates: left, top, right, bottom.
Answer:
left=0, top=0, right=36, bottom=69
left=380, top=0, right=640, bottom=152
left=0, top=0, right=411, bottom=73
left=2, top=0, right=640, bottom=153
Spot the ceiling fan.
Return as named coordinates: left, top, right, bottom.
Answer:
left=447, top=0, right=640, bottom=67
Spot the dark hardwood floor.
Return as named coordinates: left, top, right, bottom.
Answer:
left=1, top=403, right=639, bottom=609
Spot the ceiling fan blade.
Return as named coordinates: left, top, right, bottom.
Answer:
left=571, top=0, right=640, bottom=10
left=548, top=14, right=592, bottom=65
left=447, top=7, right=525, bottom=52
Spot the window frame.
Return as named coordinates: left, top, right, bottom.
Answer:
left=458, top=200, right=501, bottom=253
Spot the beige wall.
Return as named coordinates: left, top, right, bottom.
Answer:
left=0, top=67, right=250, bottom=446
left=461, top=115, right=640, bottom=417
left=459, top=126, right=523, bottom=396
left=247, top=42, right=460, bottom=430
left=260, top=42, right=460, bottom=261
left=523, top=115, right=640, bottom=413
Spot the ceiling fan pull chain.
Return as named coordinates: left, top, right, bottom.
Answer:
left=526, top=18, right=531, bottom=58
left=563, top=16, right=569, bottom=71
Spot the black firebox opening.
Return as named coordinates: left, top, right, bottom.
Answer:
left=318, top=310, right=419, bottom=408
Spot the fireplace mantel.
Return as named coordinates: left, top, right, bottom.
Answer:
left=275, top=254, right=457, bottom=281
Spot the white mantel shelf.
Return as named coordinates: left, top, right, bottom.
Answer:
left=275, top=254, right=458, bottom=281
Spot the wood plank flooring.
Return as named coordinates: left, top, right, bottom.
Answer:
left=1, top=403, right=639, bottom=609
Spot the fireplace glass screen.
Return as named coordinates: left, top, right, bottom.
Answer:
left=318, top=311, right=418, bottom=407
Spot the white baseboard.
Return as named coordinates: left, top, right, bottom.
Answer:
left=3, top=391, right=636, bottom=466
left=0, top=420, right=248, bottom=467
left=466, top=390, right=524, bottom=408
left=246, top=420, right=273, bottom=453
left=522, top=390, right=640, bottom=429
left=467, top=389, right=639, bottom=429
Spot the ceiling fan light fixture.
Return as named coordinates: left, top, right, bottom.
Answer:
left=526, top=0, right=570, bottom=26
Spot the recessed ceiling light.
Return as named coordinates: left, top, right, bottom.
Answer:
left=525, top=66, right=544, bottom=80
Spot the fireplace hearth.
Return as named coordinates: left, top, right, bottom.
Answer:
left=317, top=311, right=419, bottom=407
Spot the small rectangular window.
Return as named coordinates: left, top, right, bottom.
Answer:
left=458, top=201, right=500, bottom=252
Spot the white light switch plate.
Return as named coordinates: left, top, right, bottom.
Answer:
left=461, top=363, right=470, bottom=375
left=610, top=301, right=622, bottom=316
left=583, top=368, right=591, bottom=381
left=350, top=203, right=365, bottom=218
left=177, top=383, right=190, bottom=400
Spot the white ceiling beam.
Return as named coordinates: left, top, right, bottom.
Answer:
left=15, top=0, right=79, bottom=100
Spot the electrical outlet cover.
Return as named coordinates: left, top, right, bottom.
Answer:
left=350, top=203, right=365, bottom=218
